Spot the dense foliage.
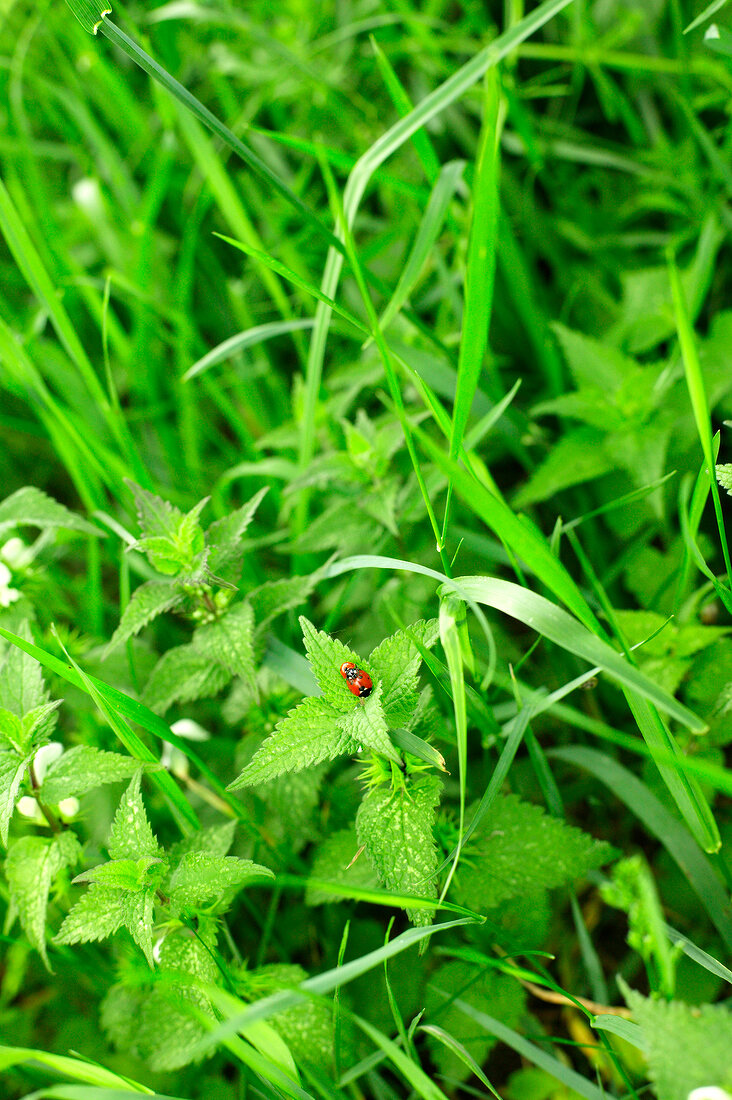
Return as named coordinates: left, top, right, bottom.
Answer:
left=1, top=0, right=732, bottom=1097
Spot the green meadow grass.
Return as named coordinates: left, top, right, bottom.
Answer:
left=1, top=0, right=732, bottom=1096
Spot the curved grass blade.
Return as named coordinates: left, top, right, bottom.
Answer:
left=97, top=19, right=344, bottom=255
left=183, top=320, right=316, bottom=382
left=552, top=746, right=732, bottom=951
left=418, top=1025, right=502, bottom=1097
left=451, top=575, right=705, bottom=732
left=0, top=1044, right=151, bottom=1092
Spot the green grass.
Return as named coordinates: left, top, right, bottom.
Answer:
left=2, top=0, right=732, bottom=1097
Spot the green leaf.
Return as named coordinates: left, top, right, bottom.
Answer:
left=0, top=620, right=48, bottom=721
left=625, top=986, right=732, bottom=1100
left=513, top=427, right=615, bottom=509
left=227, top=697, right=358, bottom=790
left=194, top=602, right=255, bottom=688
left=127, top=482, right=206, bottom=576
left=337, top=689, right=401, bottom=764
left=73, top=856, right=166, bottom=892
left=249, top=575, right=317, bottom=634
left=0, top=486, right=103, bottom=537
left=107, top=774, right=161, bottom=861
left=426, top=961, right=525, bottom=1082
left=128, top=480, right=184, bottom=541
left=168, top=820, right=237, bottom=865
left=105, top=581, right=184, bottom=655
left=169, top=852, right=273, bottom=908
left=299, top=616, right=375, bottom=714
left=305, top=828, right=379, bottom=906
left=238, top=964, right=333, bottom=1067
left=356, top=775, right=443, bottom=926
left=54, top=885, right=129, bottom=947
left=205, top=487, right=268, bottom=581
left=40, top=745, right=151, bottom=803
left=5, top=831, right=81, bottom=968
left=141, top=643, right=231, bottom=714
left=104, top=932, right=220, bottom=1071
left=0, top=750, right=30, bottom=845
left=369, top=619, right=439, bottom=725
left=453, top=794, right=614, bottom=910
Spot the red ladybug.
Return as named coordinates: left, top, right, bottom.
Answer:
left=340, top=661, right=373, bottom=698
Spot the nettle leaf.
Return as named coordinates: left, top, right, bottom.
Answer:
left=5, top=831, right=81, bottom=968
left=625, top=987, right=732, bottom=1100
left=40, top=745, right=152, bottom=803
left=0, top=709, right=24, bottom=751
left=299, top=616, right=375, bottom=714
left=57, top=883, right=157, bottom=967
left=369, top=618, right=438, bottom=726
left=260, top=765, right=325, bottom=853
left=128, top=481, right=184, bottom=542
left=716, top=463, right=732, bottom=495
left=306, top=827, right=380, bottom=906
left=141, top=644, right=231, bottom=714
left=356, top=775, right=443, bottom=926
left=239, top=963, right=333, bottom=1067
left=74, top=856, right=166, bottom=892
left=228, top=696, right=359, bottom=790
left=169, top=852, right=273, bottom=909
left=167, top=820, right=237, bottom=866
left=337, top=687, right=400, bottom=764
left=106, top=581, right=185, bottom=655
left=512, top=426, right=615, bottom=509
left=426, top=961, right=525, bottom=1082
left=0, top=621, right=48, bottom=721
left=21, top=700, right=62, bottom=746
left=0, top=750, right=31, bottom=845
left=0, top=486, right=103, bottom=537
left=107, top=774, right=161, bottom=861
left=250, top=574, right=317, bottom=634
left=194, top=602, right=256, bottom=691
left=453, top=794, right=615, bottom=911
left=206, top=487, right=268, bottom=581
left=128, top=482, right=207, bottom=576
left=103, top=932, right=219, bottom=1071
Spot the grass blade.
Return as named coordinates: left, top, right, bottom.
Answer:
left=183, top=320, right=316, bottom=382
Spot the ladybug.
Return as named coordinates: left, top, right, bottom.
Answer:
left=340, top=661, right=373, bottom=698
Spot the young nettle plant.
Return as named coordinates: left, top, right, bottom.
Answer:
left=108, top=481, right=314, bottom=715
left=229, top=616, right=444, bottom=926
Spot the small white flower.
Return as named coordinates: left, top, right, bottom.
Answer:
left=17, top=796, right=44, bottom=823
left=0, top=538, right=27, bottom=569
left=688, top=1089, right=732, bottom=1100
left=33, top=742, right=64, bottom=783
left=0, top=562, right=20, bottom=608
left=58, top=797, right=80, bottom=820
left=72, top=177, right=103, bottom=216
left=161, top=720, right=210, bottom=778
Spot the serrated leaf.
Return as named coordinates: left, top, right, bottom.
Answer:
left=74, top=856, right=166, bottom=892
left=299, top=616, right=375, bottom=713
left=250, top=574, right=317, bottom=633
left=369, top=619, right=438, bottom=725
left=0, top=486, right=103, bottom=537
left=227, top=696, right=358, bottom=790
left=0, top=708, right=24, bottom=751
left=21, top=700, right=62, bottom=746
left=127, top=481, right=184, bottom=541
left=260, top=766, right=325, bottom=853
left=168, top=820, right=237, bottom=866
left=105, top=581, right=184, bottom=654
left=0, top=621, right=48, bottom=720
left=40, top=745, right=150, bottom=803
left=0, top=750, right=30, bottom=845
left=337, top=689, right=401, bottom=764
left=356, top=775, right=443, bottom=926
left=512, top=427, right=616, bottom=509
left=107, top=774, right=161, bottom=861
left=625, top=987, right=732, bottom=1100
left=306, top=828, right=380, bottom=906
left=425, top=961, right=525, bottom=1081
left=453, top=794, right=615, bottom=910
left=194, top=602, right=255, bottom=690
left=55, top=884, right=129, bottom=946
left=6, top=831, right=81, bottom=968
left=206, top=487, right=268, bottom=580
left=141, top=644, right=231, bottom=714
left=239, top=963, right=333, bottom=1067
left=169, top=852, right=273, bottom=908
